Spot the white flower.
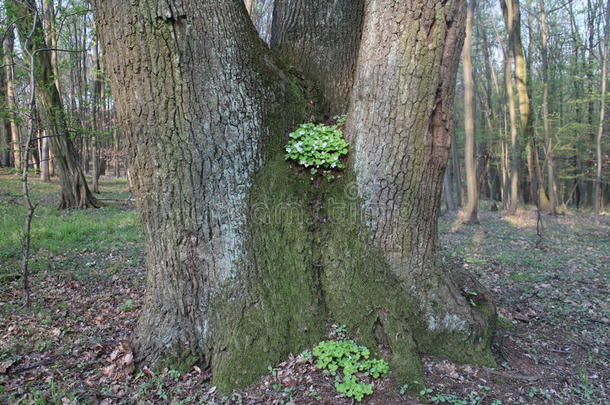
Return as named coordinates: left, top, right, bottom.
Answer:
left=331, top=162, right=337, bottom=168
left=286, top=147, right=292, bottom=153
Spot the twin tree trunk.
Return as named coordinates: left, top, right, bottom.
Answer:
left=93, top=0, right=495, bottom=392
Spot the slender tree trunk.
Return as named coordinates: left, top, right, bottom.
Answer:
left=586, top=0, right=596, bottom=207
left=91, top=30, right=103, bottom=193
left=30, top=133, right=40, bottom=171
left=507, top=0, right=548, bottom=211
left=40, top=135, right=50, bottom=181
left=451, top=139, right=464, bottom=206
left=444, top=168, right=457, bottom=211
left=462, top=0, right=478, bottom=223
left=10, top=0, right=98, bottom=209
left=1, top=123, right=10, bottom=167
left=501, top=0, right=520, bottom=215
left=0, top=42, right=10, bottom=167
left=271, top=0, right=365, bottom=115
left=3, top=26, right=21, bottom=169
left=540, top=0, right=557, bottom=214
left=94, top=0, right=495, bottom=393
left=595, top=0, right=610, bottom=223
left=113, top=128, right=120, bottom=177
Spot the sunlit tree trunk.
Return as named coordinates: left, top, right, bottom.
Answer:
left=595, top=0, right=610, bottom=223
left=462, top=0, right=478, bottom=223
left=0, top=42, right=11, bottom=167
left=501, top=0, right=520, bottom=215
left=3, top=26, right=21, bottom=169
left=540, top=0, right=557, bottom=214
left=40, top=135, right=50, bottom=182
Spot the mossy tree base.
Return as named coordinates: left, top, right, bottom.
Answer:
left=94, top=0, right=495, bottom=395
left=135, top=150, right=496, bottom=393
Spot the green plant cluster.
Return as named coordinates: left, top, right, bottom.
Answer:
left=312, top=339, right=389, bottom=402
left=284, top=115, right=349, bottom=176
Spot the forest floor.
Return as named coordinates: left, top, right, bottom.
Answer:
left=0, top=171, right=608, bottom=404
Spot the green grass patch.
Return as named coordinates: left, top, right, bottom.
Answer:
left=0, top=171, right=142, bottom=274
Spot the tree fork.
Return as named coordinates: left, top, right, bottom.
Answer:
left=93, top=0, right=496, bottom=393
left=271, top=0, right=365, bottom=116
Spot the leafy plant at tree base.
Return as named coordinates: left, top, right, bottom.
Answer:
left=284, top=115, right=349, bottom=177
left=312, top=337, right=389, bottom=402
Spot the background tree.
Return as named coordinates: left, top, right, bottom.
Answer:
left=463, top=0, right=479, bottom=223
left=9, top=0, right=98, bottom=208
left=595, top=0, right=610, bottom=222
left=3, top=23, right=21, bottom=170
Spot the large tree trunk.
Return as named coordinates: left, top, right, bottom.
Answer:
left=93, top=0, right=495, bottom=393
left=462, top=0, right=478, bottom=223
left=271, top=0, right=365, bottom=115
left=10, top=0, right=98, bottom=209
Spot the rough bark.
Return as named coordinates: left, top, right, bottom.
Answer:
left=271, top=0, right=365, bottom=115
left=250, top=0, right=274, bottom=44
left=93, top=0, right=495, bottom=393
left=10, top=0, right=98, bottom=209
left=462, top=0, right=478, bottom=223
left=342, top=0, right=495, bottom=382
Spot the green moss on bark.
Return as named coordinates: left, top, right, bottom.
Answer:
left=201, top=80, right=494, bottom=391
